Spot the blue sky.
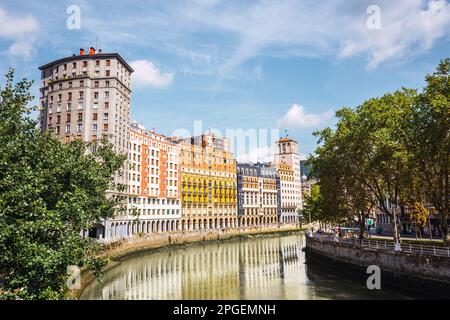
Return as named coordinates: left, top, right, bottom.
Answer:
left=0, top=0, right=449, bottom=161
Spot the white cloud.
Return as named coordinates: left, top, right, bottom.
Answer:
left=277, top=104, right=333, bottom=129
left=338, top=0, right=450, bottom=69
left=0, top=6, right=39, bottom=59
left=236, top=146, right=274, bottom=163
left=0, top=7, right=38, bottom=38
left=7, top=41, right=35, bottom=59
left=130, top=60, right=175, bottom=88
left=78, top=0, right=450, bottom=74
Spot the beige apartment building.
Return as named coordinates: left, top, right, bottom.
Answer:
left=38, top=48, right=133, bottom=239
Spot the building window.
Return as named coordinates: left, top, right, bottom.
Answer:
left=93, top=102, right=98, bottom=109
left=72, top=62, right=76, bottom=69
left=92, top=124, right=97, bottom=131
left=94, top=92, right=98, bottom=99
left=65, top=124, right=71, bottom=133
left=77, top=113, right=82, bottom=122
left=66, top=114, right=71, bottom=122
left=103, top=113, right=108, bottom=120
left=68, top=92, right=72, bottom=100
left=83, top=61, right=87, bottom=68
left=66, top=102, right=71, bottom=111
left=93, top=113, right=98, bottom=121
left=79, top=80, right=84, bottom=87
left=105, top=80, right=110, bottom=86
left=94, top=81, right=99, bottom=88
left=106, top=60, right=110, bottom=66
left=77, top=123, right=82, bottom=132
left=95, top=60, right=100, bottom=67
left=103, top=124, right=108, bottom=131
left=78, top=102, right=83, bottom=110
left=105, top=70, right=110, bottom=77
left=104, top=102, right=109, bottom=109
left=104, top=91, right=109, bottom=98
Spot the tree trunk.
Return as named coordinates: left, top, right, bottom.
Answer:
left=391, top=213, right=402, bottom=244
left=359, top=221, right=365, bottom=240
left=440, top=212, right=449, bottom=246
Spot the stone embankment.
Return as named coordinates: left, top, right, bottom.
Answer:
left=306, top=235, right=450, bottom=291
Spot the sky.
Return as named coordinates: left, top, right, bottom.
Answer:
left=0, top=0, right=449, bottom=161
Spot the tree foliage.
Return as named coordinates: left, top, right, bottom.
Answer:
left=0, top=69, right=127, bottom=299
left=410, top=202, right=429, bottom=229
left=307, top=59, right=449, bottom=245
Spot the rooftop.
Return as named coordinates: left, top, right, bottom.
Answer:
left=39, top=52, right=134, bottom=73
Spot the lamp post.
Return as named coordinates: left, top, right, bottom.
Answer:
left=428, top=210, right=433, bottom=241
left=393, top=206, right=401, bottom=251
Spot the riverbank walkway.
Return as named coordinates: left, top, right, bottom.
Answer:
left=310, top=234, right=450, bottom=258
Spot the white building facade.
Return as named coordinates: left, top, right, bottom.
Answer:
left=274, top=137, right=303, bottom=224
left=106, top=122, right=182, bottom=241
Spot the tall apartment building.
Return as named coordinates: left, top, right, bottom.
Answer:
left=236, top=163, right=280, bottom=227
left=178, top=133, right=237, bottom=231
left=39, top=48, right=132, bottom=181
left=39, top=48, right=133, bottom=238
left=274, top=137, right=303, bottom=224
left=104, top=122, right=182, bottom=241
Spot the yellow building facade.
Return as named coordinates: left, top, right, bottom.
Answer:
left=178, top=133, right=238, bottom=230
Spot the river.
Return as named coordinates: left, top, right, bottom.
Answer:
left=80, top=233, right=424, bottom=300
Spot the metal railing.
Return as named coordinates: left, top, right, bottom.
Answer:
left=311, top=235, right=450, bottom=258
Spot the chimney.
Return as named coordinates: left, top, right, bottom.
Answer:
left=79, top=48, right=85, bottom=55
left=89, top=47, right=95, bottom=55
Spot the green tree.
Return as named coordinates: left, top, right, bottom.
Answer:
left=310, top=111, right=375, bottom=239
left=301, top=184, right=324, bottom=226
left=0, top=70, right=127, bottom=299
left=340, top=91, right=416, bottom=244
left=412, top=59, right=450, bottom=244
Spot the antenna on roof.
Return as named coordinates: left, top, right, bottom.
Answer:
left=284, top=129, right=289, bottom=137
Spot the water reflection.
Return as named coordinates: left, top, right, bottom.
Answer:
left=80, top=234, right=415, bottom=300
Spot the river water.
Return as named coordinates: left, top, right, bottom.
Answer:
left=80, top=233, right=423, bottom=300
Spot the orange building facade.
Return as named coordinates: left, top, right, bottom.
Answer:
left=108, top=122, right=182, bottom=240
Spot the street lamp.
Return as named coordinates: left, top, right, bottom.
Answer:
left=393, top=206, right=401, bottom=251
left=428, top=209, right=433, bottom=241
